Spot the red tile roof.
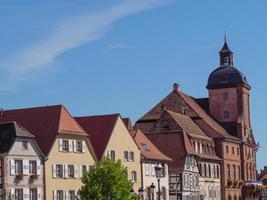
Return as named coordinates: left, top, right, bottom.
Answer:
left=0, top=105, right=87, bottom=155
left=75, top=114, right=119, bottom=160
left=146, top=131, right=195, bottom=173
left=136, top=90, right=239, bottom=140
left=132, top=129, right=172, bottom=162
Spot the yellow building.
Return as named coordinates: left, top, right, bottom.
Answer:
left=76, top=114, right=142, bottom=192
left=0, top=105, right=97, bottom=200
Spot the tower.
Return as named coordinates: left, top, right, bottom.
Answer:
left=206, top=38, right=252, bottom=142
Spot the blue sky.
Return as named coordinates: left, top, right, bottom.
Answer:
left=0, top=1, right=266, bottom=169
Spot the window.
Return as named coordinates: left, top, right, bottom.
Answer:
left=109, top=150, right=115, bottom=160
left=15, top=189, right=23, bottom=200
left=226, top=164, right=230, bottom=179
left=82, top=165, right=87, bottom=177
left=208, top=164, right=211, bottom=178
left=29, top=161, right=37, bottom=174
left=233, top=165, right=236, bottom=179
left=56, top=165, right=63, bottom=178
left=69, top=190, right=75, bottom=200
left=56, top=190, right=64, bottom=200
left=217, top=165, right=220, bottom=178
left=22, top=141, right=28, bottom=150
left=232, top=146, right=235, bottom=154
left=223, top=92, right=229, bottom=101
left=129, top=151, right=134, bottom=161
left=131, top=171, right=137, bottom=182
left=29, top=189, right=37, bottom=200
left=62, top=140, right=69, bottom=152
left=224, top=57, right=229, bottom=65
left=15, top=160, right=23, bottom=174
left=141, top=143, right=150, bottom=151
left=237, top=147, right=240, bottom=155
left=68, top=165, right=75, bottom=178
left=238, top=165, right=241, bottom=179
left=76, top=141, right=83, bottom=152
left=226, top=145, right=229, bottom=153
left=224, top=111, right=230, bottom=119
left=124, top=151, right=129, bottom=161
left=204, top=164, right=207, bottom=177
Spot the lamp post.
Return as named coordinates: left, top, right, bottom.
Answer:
left=138, top=187, right=144, bottom=200
left=150, top=183, right=155, bottom=200
left=154, top=163, right=163, bottom=200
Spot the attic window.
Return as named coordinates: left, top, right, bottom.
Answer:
left=163, top=125, right=170, bottom=132
left=141, top=143, right=150, bottom=151
left=22, top=141, right=28, bottom=150
left=224, top=111, right=230, bottom=119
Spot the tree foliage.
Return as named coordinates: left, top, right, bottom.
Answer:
left=78, top=157, right=134, bottom=200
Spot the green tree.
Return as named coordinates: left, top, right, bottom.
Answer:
left=78, top=157, right=134, bottom=200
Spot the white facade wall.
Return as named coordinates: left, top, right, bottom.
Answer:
left=4, top=138, right=43, bottom=200
left=142, top=161, right=169, bottom=200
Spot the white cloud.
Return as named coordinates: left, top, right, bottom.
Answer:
left=0, top=0, right=172, bottom=77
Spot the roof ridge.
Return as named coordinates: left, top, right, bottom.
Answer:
left=76, top=113, right=120, bottom=119
left=2, top=104, right=63, bottom=112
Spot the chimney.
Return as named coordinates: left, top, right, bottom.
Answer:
left=173, top=83, right=180, bottom=92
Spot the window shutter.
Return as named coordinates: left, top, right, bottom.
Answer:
left=37, top=160, right=41, bottom=175
left=64, top=164, right=68, bottom=178
left=74, top=165, right=78, bottom=178
left=10, top=188, right=15, bottom=199
left=10, top=160, right=15, bottom=175
left=37, top=188, right=42, bottom=200
left=87, top=165, right=91, bottom=172
left=79, top=165, right=83, bottom=178
left=73, top=141, right=77, bottom=153
left=52, top=165, right=57, bottom=178
left=69, top=140, right=73, bottom=152
left=23, top=160, right=29, bottom=175
left=53, top=190, right=57, bottom=200
left=58, top=139, right=63, bottom=152
left=82, top=141, right=86, bottom=153
left=106, top=150, right=110, bottom=158
left=64, top=190, right=67, bottom=200
left=23, top=188, right=29, bottom=199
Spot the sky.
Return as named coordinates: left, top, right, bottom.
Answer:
left=0, top=0, right=267, bottom=170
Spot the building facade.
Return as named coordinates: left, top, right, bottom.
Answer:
left=131, top=129, right=172, bottom=200
left=76, top=114, right=142, bottom=192
left=135, top=39, right=258, bottom=200
left=0, top=122, right=44, bottom=200
left=0, top=105, right=97, bottom=200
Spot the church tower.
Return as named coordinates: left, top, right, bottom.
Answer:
left=206, top=38, right=252, bottom=142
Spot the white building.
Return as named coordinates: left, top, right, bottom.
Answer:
left=132, top=129, right=172, bottom=200
left=0, top=122, right=44, bottom=200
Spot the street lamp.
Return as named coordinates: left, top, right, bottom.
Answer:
left=138, top=187, right=144, bottom=200
left=154, top=163, right=163, bottom=200
left=150, top=183, right=155, bottom=200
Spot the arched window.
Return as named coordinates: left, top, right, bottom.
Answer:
left=228, top=195, right=232, bottom=200
left=217, top=165, right=220, bottom=178
left=224, top=57, right=229, bottom=65
left=234, top=195, right=237, bottom=200
left=199, top=163, right=202, bottom=176
left=208, top=164, right=211, bottom=178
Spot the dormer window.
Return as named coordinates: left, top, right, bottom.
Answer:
left=224, top=57, right=229, bottom=65
left=224, top=111, right=230, bottom=119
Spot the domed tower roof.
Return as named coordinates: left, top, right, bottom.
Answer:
left=206, top=38, right=250, bottom=89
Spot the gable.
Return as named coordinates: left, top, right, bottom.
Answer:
left=104, top=117, right=139, bottom=158
left=9, top=138, right=42, bottom=158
